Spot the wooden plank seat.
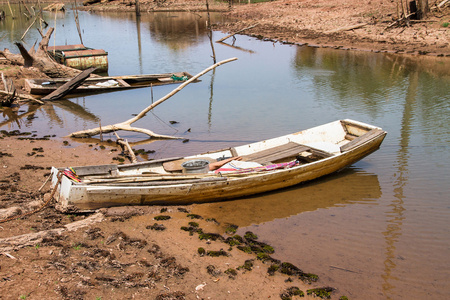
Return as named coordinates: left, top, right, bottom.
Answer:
left=340, top=128, right=385, bottom=152
left=238, top=142, right=331, bottom=165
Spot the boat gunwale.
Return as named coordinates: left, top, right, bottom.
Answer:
left=50, top=119, right=387, bottom=211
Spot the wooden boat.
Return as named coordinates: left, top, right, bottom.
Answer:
left=47, top=44, right=108, bottom=73
left=50, top=119, right=387, bottom=212
left=24, top=72, right=195, bottom=96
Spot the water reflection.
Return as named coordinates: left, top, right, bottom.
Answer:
left=217, top=41, right=256, bottom=54
left=0, top=104, right=39, bottom=129
left=381, top=68, right=416, bottom=298
left=193, top=168, right=381, bottom=229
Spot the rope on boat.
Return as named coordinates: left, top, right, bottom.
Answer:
left=0, top=172, right=63, bottom=224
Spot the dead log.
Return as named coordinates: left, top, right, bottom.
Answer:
left=0, top=212, right=104, bottom=252
left=70, top=57, right=238, bottom=139
left=83, top=0, right=101, bottom=5
left=41, top=67, right=97, bottom=101
left=15, top=42, right=34, bottom=67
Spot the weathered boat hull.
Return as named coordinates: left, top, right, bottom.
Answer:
left=25, top=72, right=194, bottom=96
left=50, top=119, right=387, bottom=211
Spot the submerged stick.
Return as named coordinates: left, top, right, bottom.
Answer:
left=70, top=57, right=238, bottom=138
left=216, top=24, right=258, bottom=43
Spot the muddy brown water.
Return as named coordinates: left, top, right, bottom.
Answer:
left=1, top=7, right=450, bottom=299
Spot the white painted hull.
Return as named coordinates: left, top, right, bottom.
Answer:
left=51, top=119, right=387, bottom=212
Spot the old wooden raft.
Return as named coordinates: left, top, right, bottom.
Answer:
left=50, top=119, right=387, bottom=212
left=48, top=44, right=108, bottom=73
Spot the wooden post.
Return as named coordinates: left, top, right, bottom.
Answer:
left=206, top=0, right=216, bottom=64
left=7, top=0, right=15, bottom=19
left=135, top=0, right=141, bottom=17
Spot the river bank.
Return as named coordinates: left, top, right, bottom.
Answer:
left=0, top=135, right=343, bottom=299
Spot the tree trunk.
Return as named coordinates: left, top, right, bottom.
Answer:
left=415, top=0, right=429, bottom=19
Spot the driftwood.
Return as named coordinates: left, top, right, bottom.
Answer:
left=0, top=212, right=104, bottom=252
left=1, top=72, right=15, bottom=106
left=83, top=0, right=101, bottom=5
left=385, top=12, right=416, bottom=29
left=44, top=3, right=65, bottom=11
left=0, top=90, right=44, bottom=104
left=324, top=23, right=367, bottom=34
left=1, top=71, right=44, bottom=104
left=70, top=57, right=238, bottom=139
left=216, top=24, right=258, bottom=43
left=114, top=131, right=138, bottom=163
left=41, top=67, right=97, bottom=101
left=431, top=0, right=450, bottom=10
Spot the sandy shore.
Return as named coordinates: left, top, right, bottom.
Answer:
left=0, top=135, right=339, bottom=299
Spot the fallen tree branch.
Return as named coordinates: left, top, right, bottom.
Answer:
left=70, top=57, right=238, bottom=139
left=385, top=13, right=416, bottom=29
left=216, top=24, right=258, bottom=43
left=1, top=72, right=16, bottom=106
left=324, top=23, right=367, bottom=34
left=114, top=131, right=138, bottom=163
left=0, top=212, right=104, bottom=252
left=1, top=72, right=44, bottom=104
left=0, top=90, right=44, bottom=104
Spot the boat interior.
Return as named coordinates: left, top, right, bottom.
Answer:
left=61, top=120, right=384, bottom=182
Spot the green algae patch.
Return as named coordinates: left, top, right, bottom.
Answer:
left=280, top=262, right=303, bottom=276
left=238, top=259, right=254, bottom=271
left=307, top=287, right=334, bottom=299
left=280, top=286, right=304, bottom=299
left=198, top=233, right=223, bottom=241
left=225, top=224, right=238, bottom=235
left=244, top=231, right=258, bottom=240
left=154, top=215, right=171, bottom=221
left=188, top=222, right=199, bottom=227
left=225, top=268, right=238, bottom=279
left=187, top=214, right=203, bottom=219
left=146, top=223, right=166, bottom=231
left=299, top=272, right=319, bottom=283
left=267, top=264, right=279, bottom=276
left=225, top=236, right=242, bottom=247
left=207, top=249, right=228, bottom=257
left=197, top=247, right=206, bottom=256
left=237, top=245, right=252, bottom=254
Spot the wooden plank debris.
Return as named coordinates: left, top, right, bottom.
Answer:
left=41, top=67, right=96, bottom=101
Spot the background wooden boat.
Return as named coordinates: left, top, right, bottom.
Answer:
left=25, top=72, right=195, bottom=96
left=50, top=119, right=387, bottom=212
